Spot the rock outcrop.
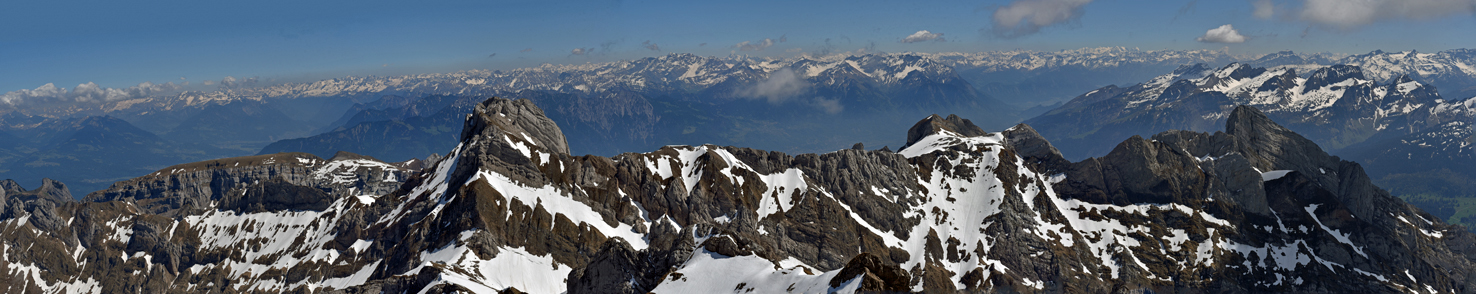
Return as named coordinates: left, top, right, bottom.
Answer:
left=83, top=151, right=409, bottom=216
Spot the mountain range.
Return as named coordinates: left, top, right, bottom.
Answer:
left=1026, top=61, right=1476, bottom=230
left=4, top=48, right=1476, bottom=198
left=2, top=97, right=1472, bottom=293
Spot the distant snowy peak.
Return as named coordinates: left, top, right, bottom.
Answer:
left=1339, top=49, right=1476, bottom=83
left=75, top=48, right=1476, bottom=115
left=145, top=48, right=1242, bottom=105
left=920, top=47, right=1238, bottom=72
left=1118, top=62, right=1460, bottom=117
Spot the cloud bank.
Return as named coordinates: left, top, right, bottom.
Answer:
left=1, top=82, right=184, bottom=105
left=1197, top=24, right=1248, bottom=43
left=900, top=30, right=946, bottom=43
left=740, top=68, right=807, bottom=104
left=990, top=0, right=1095, bottom=38
left=734, top=35, right=787, bottom=51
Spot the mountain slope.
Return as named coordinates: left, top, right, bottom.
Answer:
left=0, top=116, right=210, bottom=195
left=1, top=97, right=1472, bottom=293
left=163, top=100, right=317, bottom=153
left=1025, top=62, right=1476, bottom=231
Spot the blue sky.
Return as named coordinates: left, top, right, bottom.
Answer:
left=4, top=0, right=1475, bottom=93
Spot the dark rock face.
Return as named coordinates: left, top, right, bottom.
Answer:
left=0, top=178, right=72, bottom=204
left=567, top=238, right=643, bottom=294
left=218, top=178, right=334, bottom=213
left=462, top=97, right=571, bottom=156
left=904, top=114, right=988, bottom=148
left=2, top=98, right=1472, bottom=294
left=83, top=151, right=408, bottom=216
left=829, top=252, right=911, bottom=292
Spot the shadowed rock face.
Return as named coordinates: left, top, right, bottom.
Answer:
left=82, top=151, right=410, bottom=216
left=904, top=114, right=988, bottom=149
left=218, top=178, right=334, bottom=213
left=1, top=98, right=1472, bottom=294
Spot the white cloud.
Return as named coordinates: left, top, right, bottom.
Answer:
left=217, top=76, right=258, bottom=88
left=900, top=30, right=946, bottom=43
left=1197, top=24, right=1248, bottom=43
left=642, top=40, right=660, bottom=51
left=0, top=82, right=181, bottom=105
left=1252, top=0, right=1275, bottom=19
left=990, top=0, right=1095, bottom=38
left=734, top=38, right=780, bottom=51
left=739, top=68, right=807, bottom=104
left=811, top=97, right=843, bottom=114
left=1298, top=0, right=1476, bottom=29
left=570, top=47, right=591, bottom=55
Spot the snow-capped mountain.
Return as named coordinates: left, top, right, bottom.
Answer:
left=1028, top=62, right=1473, bottom=158
left=5, top=48, right=1476, bottom=198
left=2, top=97, right=1472, bottom=293
left=923, top=46, right=1237, bottom=72
left=1247, top=49, right=1476, bottom=100
left=1025, top=61, right=1476, bottom=231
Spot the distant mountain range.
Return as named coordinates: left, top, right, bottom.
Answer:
left=1026, top=61, right=1476, bottom=229
left=4, top=48, right=1476, bottom=197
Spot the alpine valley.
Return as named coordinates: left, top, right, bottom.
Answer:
left=2, top=96, right=1475, bottom=293
left=5, top=48, right=1473, bottom=196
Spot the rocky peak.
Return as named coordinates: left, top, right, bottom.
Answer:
left=903, top=114, right=988, bottom=148
left=1171, top=63, right=1212, bottom=76
left=461, top=97, right=571, bottom=155
left=1225, top=105, right=1334, bottom=172
left=328, top=150, right=383, bottom=161
left=0, top=178, right=73, bottom=203
left=1305, top=64, right=1367, bottom=91
left=1220, top=63, right=1268, bottom=81
left=1001, top=123, right=1070, bottom=173
left=0, top=179, right=24, bottom=196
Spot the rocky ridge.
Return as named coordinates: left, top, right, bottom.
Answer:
left=0, top=97, right=1472, bottom=293
left=83, top=151, right=412, bottom=216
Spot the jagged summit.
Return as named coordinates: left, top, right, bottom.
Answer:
left=83, top=150, right=407, bottom=216
left=328, top=150, right=383, bottom=162
left=1, top=97, right=1473, bottom=293
left=903, top=113, right=988, bottom=149
left=462, top=97, right=571, bottom=155
left=0, top=178, right=72, bottom=203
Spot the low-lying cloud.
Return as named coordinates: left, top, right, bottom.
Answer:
left=736, top=69, right=843, bottom=114
left=900, top=30, right=946, bottom=43
left=642, top=40, right=660, bottom=51
left=811, top=97, right=844, bottom=114
left=1196, top=24, right=1248, bottom=43
left=739, top=68, right=807, bottom=103
left=989, top=0, right=1095, bottom=38
left=734, top=35, right=787, bottom=51
left=0, top=81, right=184, bottom=105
